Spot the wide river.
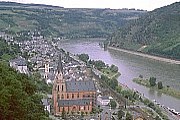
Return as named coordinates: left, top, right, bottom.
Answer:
left=58, top=39, right=180, bottom=112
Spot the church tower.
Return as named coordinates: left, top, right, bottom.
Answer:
left=52, top=54, right=66, bottom=116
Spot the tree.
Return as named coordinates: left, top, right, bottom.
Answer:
left=0, top=62, right=47, bottom=120
left=115, top=86, right=122, bottom=93
left=126, top=112, right=133, bottom=120
left=94, top=60, right=106, bottom=70
left=109, top=78, right=118, bottom=90
left=62, top=107, right=65, bottom=119
left=139, top=74, right=143, bottom=79
left=118, top=110, right=125, bottom=119
left=81, top=111, right=84, bottom=118
left=149, top=77, right=156, bottom=86
left=158, top=81, right=163, bottom=89
left=155, top=115, right=161, bottom=120
left=109, top=100, right=117, bottom=109
left=78, top=53, right=89, bottom=63
left=110, top=64, right=118, bottom=72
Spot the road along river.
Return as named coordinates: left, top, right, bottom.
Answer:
left=58, top=39, right=180, bottom=112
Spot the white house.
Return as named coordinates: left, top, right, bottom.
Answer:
left=41, top=99, right=50, bottom=113
left=10, top=57, right=29, bottom=74
left=97, top=95, right=110, bottom=106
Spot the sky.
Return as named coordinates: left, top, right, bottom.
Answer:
left=0, top=0, right=179, bottom=11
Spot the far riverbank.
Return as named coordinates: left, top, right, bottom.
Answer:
left=108, top=47, right=180, bottom=65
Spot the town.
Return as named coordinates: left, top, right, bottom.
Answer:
left=1, top=30, right=180, bottom=120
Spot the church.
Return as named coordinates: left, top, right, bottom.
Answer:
left=52, top=54, right=96, bottom=116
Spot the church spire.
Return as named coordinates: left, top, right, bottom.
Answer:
left=58, top=53, right=63, bottom=74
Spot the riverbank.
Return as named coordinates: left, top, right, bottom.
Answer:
left=133, top=78, right=180, bottom=99
left=108, top=46, right=180, bottom=65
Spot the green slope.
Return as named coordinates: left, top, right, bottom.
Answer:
left=108, top=2, right=180, bottom=60
left=0, top=2, right=146, bottom=39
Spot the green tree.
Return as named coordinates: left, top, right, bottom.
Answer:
left=78, top=53, right=89, bottom=63
left=118, top=110, right=125, bottom=119
left=62, top=107, right=65, bottom=119
left=94, top=60, right=106, bottom=70
left=81, top=111, right=84, bottom=118
left=110, top=64, right=118, bottom=72
left=0, top=62, right=47, bottom=120
left=158, top=81, right=163, bottom=89
left=126, top=112, right=133, bottom=120
left=109, top=100, right=117, bottom=109
left=115, top=86, right=122, bottom=93
left=149, top=77, right=156, bottom=86
left=109, top=78, right=118, bottom=90
left=155, top=115, right=161, bottom=120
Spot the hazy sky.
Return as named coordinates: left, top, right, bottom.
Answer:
left=1, top=0, right=179, bottom=11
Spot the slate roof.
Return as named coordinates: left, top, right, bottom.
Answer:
left=41, top=99, right=49, bottom=106
left=10, top=57, right=27, bottom=66
left=65, top=79, right=96, bottom=92
left=101, top=96, right=109, bottom=100
left=58, top=99, right=91, bottom=107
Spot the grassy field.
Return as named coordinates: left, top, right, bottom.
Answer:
left=133, top=78, right=180, bottom=99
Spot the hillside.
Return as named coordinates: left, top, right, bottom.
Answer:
left=0, top=2, right=146, bottom=39
left=108, top=2, right=180, bottom=60
left=0, top=61, right=49, bottom=119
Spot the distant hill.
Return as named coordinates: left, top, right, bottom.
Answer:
left=0, top=2, right=146, bottom=39
left=108, top=2, right=180, bottom=60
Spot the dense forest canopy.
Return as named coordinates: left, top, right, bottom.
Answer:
left=108, top=2, right=180, bottom=60
left=0, top=62, right=49, bottom=119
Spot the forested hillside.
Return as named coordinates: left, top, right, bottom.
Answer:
left=108, top=2, right=180, bottom=60
left=0, top=2, right=146, bottom=39
left=0, top=62, right=49, bottom=119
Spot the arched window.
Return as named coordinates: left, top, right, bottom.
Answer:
left=72, top=94, right=74, bottom=99
left=84, top=106, right=86, bottom=110
left=62, top=85, right=64, bottom=91
left=57, top=85, right=59, bottom=91
left=61, top=94, right=64, bottom=99
left=77, top=93, right=79, bottom=98
left=67, top=93, right=69, bottom=99
left=57, top=94, right=60, bottom=99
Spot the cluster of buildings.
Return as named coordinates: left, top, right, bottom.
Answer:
left=4, top=31, right=98, bottom=116
left=52, top=54, right=97, bottom=115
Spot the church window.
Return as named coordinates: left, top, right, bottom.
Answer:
left=61, top=94, right=64, bottom=99
left=57, top=94, right=60, bottom=99
left=57, top=85, right=59, bottom=91
left=62, top=85, right=64, bottom=91
left=77, top=93, right=79, bottom=98
left=84, top=106, right=86, bottom=110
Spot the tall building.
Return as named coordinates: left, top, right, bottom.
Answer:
left=52, top=54, right=96, bottom=116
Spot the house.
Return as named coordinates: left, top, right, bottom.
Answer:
left=9, top=57, right=29, bottom=74
left=97, top=95, right=110, bottom=106
left=42, top=99, right=51, bottom=113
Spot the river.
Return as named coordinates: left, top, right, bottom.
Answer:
left=58, top=39, right=180, bottom=112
